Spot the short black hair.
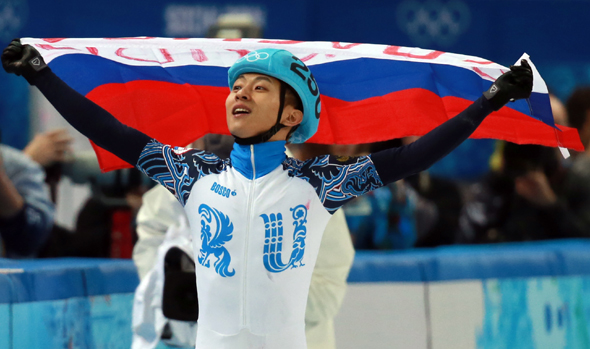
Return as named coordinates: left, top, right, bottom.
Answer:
left=566, top=87, right=590, bottom=132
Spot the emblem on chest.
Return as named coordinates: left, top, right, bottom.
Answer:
left=197, top=204, right=236, bottom=277
left=261, top=205, right=308, bottom=273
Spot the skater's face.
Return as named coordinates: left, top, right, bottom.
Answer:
left=226, top=73, right=302, bottom=141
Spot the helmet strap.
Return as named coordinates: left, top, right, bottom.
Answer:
left=233, top=81, right=288, bottom=145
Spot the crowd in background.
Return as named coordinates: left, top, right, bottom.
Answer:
left=338, top=88, right=590, bottom=250
left=1, top=87, right=590, bottom=258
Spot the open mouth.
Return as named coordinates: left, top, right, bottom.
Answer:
left=232, top=106, right=251, bottom=117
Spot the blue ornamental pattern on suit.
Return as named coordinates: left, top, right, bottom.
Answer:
left=136, top=140, right=228, bottom=206
left=262, top=205, right=308, bottom=273
left=283, top=155, right=383, bottom=213
left=198, top=204, right=236, bottom=277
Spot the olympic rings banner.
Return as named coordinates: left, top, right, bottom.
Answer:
left=21, top=37, right=583, bottom=171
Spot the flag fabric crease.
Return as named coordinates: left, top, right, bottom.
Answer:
left=21, top=37, right=583, bottom=171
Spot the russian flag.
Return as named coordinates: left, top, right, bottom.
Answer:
left=22, top=37, right=583, bottom=172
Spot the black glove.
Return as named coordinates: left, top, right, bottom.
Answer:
left=2, top=38, right=47, bottom=81
left=483, top=59, right=533, bottom=111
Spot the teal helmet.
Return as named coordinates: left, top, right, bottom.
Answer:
left=228, top=48, right=321, bottom=144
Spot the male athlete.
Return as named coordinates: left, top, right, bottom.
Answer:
left=2, top=39, right=532, bottom=348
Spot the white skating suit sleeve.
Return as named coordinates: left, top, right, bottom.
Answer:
left=304, top=208, right=354, bottom=349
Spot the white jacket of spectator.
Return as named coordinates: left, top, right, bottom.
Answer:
left=132, top=184, right=354, bottom=349
left=132, top=215, right=197, bottom=348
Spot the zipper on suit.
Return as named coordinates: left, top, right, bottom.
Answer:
left=242, top=144, right=256, bottom=326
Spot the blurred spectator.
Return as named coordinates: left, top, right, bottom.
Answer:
left=343, top=179, right=431, bottom=250
left=351, top=138, right=463, bottom=249
left=550, top=93, right=568, bottom=127
left=566, top=87, right=590, bottom=157
left=0, top=143, right=54, bottom=258
left=396, top=137, right=464, bottom=248
left=23, top=129, right=72, bottom=167
left=460, top=142, right=590, bottom=243
left=330, top=141, right=438, bottom=250
left=565, top=87, right=590, bottom=192
left=24, top=129, right=73, bottom=202
left=39, top=149, right=151, bottom=258
left=404, top=172, right=462, bottom=247
left=0, top=128, right=76, bottom=258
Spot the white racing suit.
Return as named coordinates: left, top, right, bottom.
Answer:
left=132, top=184, right=354, bottom=349
left=133, top=140, right=379, bottom=348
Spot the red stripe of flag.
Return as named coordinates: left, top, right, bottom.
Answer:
left=86, top=81, right=583, bottom=171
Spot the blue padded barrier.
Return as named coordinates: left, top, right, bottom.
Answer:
left=348, top=239, right=590, bottom=283
left=421, top=244, right=561, bottom=281
left=85, top=259, right=140, bottom=296
left=0, top=275, right=11, bottom=347
left=0, top=274, right=13, bottom=304
left=8, top=267, right=85, bottom=303
left=0, top=258, right=139, bottom=349
left=0, top=240, right=586, bottom=348
left=347, top=252, right=425, bottom=282
left=0, top=258, right=139, bottom=303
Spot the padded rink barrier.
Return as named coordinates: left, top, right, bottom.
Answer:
left=336, top=239, right=590, bottom=349
left=1, top=240, right=589, bottom=348
left=0, top=258, right=138, bottom=349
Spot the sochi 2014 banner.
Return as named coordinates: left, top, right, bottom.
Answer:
left=21, top=37, right=583, bottom=171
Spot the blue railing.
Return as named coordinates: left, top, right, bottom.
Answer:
left=1, top=239, right=589, bottom=348
left=348, top=239, right=590, bottom=282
